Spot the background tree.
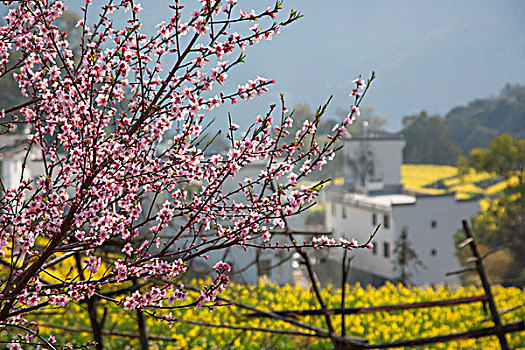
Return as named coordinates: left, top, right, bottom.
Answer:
left=401, top=111, right=461, bottom=165
left=335, top=106, right=386, bottom=134
left=469, top=133, right=525, bottom=184
left=399, top=84, right=525, bottom=165
left=457, top=155, right=469, bottom=182
left=393, top=227, right=425, bottom=285
left=468, top=134, right=525, bottom=285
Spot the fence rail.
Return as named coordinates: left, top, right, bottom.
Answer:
left=241, top=220, right=523, bottom=350
left=245, top=295, right=489, bottom=318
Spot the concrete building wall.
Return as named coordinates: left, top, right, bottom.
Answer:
left=343, top=136, right=405, bottom=188
left=324, top=192, right=480, bottom=285
left=322, top=133, right=482, bottom=286
left=326, top=200, right=395, bottom=279
left=0, top=156, right=23, bottom=190
left=0, top=135, right=43, bottom=193
left=392, top=196, right=479, bottom=285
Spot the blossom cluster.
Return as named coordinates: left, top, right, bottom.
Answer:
left=0, top=0, right=371, bottom=345
left=311, top=236, right=374, bottom=250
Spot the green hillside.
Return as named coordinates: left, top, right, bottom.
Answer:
left=446, top=84, right=525, bottom=154
left=401, top=85, right=525, bottom=165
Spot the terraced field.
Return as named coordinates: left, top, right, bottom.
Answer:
left=401, top=164, right=513, bottom=208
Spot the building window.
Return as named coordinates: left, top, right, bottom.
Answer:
left=431, top=220, right=437, bottom=228
left=383, top=242, right=390, bottom=258
left=258, top=259, right=272, bottom=277
left=331, top=203, right=336, bottom=217
left=431, top=249, right=437, bottom=256
left=372, top=213, right=377, bottom=226
left=383, top=214, right=390, bottom=229
left=342, top=206, right=347, bottom=219
left=372, top=244, right=377, bottom=255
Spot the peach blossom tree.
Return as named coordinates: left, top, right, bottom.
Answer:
left=0, top=0, right=372, bottom=348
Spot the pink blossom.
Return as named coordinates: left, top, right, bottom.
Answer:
left=122, top=243, right=133, bottom=257
left=350, top=105, right=360, bottom=116
left=287, top=172, right=298, bottom=186
left=132, top=3, right=143, bottom=13
left=0, top=1, right=371, bottom=342
left=213, top=261, right=232, bottom=272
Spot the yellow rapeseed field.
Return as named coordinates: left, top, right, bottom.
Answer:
left=31, top=279, right=524, bottom=349
left=401, top=164, right=513, bottom=200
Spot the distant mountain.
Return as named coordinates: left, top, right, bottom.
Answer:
left=400, top=84, right=525, bottom=165
left=445, top=84, right=525, bottom=154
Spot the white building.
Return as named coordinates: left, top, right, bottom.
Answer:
left=0, top=133, right=43, bottom=192
left=149, top=157, right=309, bottom=286
left=0, top=134, right=28, bottom=190
left=342, top=133, right=405, bottom=193
left=0, top=133, right=304, bottom=286
left=196, top=158, right=313, bottom=285
left=323, top=133, right=479, bottom=285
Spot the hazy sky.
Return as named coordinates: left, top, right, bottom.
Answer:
left=64, top=1, right=525, bottom=130
left=227, top=0, right=525, bottom=130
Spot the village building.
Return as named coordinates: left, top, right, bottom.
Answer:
left=0, top=132, right=303, bottom=285
left=322, top=133, right=479, bottom=285
left=0, top=132, right=43, bottom=193
left=1, top=131, right=479, bottom=286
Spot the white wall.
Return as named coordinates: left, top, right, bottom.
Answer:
left=325, top=193, right=480, bottom=285
left=343, top=136, right=405, bottom=188
left=0, top=136, right=43, bottom=192
left=326, top=199, right=395, bottom=279
left=392, top=195, right=479, bottom=285
left=0, top=156, right=23, bottom=190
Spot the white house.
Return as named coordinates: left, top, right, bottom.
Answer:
left=323, top=133, right=479, bottom=285
left=0, top=134, right=28, bottom=190
left=0, top=133, right=43, bottom=192
left=0, top=133, right=305, bottom=285
left=146, top=157, right=310, bottom=286
left=342, top=133, right=405, bottom=193
left=188, top=158, right=312, bottom=285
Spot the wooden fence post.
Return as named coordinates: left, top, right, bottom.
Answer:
left=461, top=220, right=510, bottom=350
